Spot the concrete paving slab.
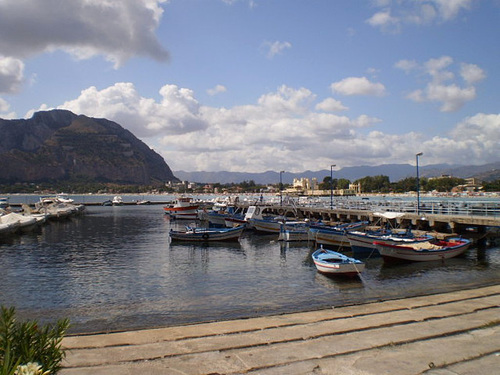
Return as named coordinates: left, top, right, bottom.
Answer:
left=60, top=285, right=500, bottom=375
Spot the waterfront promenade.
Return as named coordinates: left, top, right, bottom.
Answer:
left=60, top=284, right=500, bottom=375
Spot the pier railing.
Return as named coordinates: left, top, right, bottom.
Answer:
left=324, top=199, right=500, bottom=218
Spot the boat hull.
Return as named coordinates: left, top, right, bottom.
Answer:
left=346, top=231, right=434, bottom=257
left=374, top=238, right=470, bottom=262
left=312, top=249, right=365, bottom=276
left=169, top=225, right=245, bottom=242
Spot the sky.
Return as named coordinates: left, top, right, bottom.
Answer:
left=0, top=0, right=499, bottom=173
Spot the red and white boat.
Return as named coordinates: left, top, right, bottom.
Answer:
left=374, top=237, right=471, bottom=263
left=163, top=197, right=200, bottom=220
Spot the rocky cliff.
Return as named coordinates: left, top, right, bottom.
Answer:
left=0, top=110, right=179, bottom=185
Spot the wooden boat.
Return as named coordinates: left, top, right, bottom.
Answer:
left=278, top=224, right=310, bottom=242
left=346, top=230, right=435, bottom=257
left=309, top=221, right=369, bottom=248
left=311, top=246, right=365, bottom=276
left=374, top=237, right=471, bottom=263
left=164, top=197, right=199, bottom=220
left=169, top=225, right=245, bottom=242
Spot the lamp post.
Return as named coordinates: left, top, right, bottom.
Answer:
left=330, top=164, right=336, bottom=209
left=279, top=170, right=284, bottom=206
left=416, top=152, right=423, bottom=214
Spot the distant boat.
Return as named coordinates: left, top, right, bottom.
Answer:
left=112, top=196, right=123, bottom=206
left=102, top=199, right=113, bottom=206
left=164, top=197, right=199, bottom=220
left=169, top=225, right=245, bottom=242
left=374, top=237, right=471, bottom=263
left=311, top=246, right=365, bottom=276
left=0, top=197, right=9, bottom=210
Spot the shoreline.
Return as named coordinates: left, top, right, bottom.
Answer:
left=60, top=284, right=500, bottom=374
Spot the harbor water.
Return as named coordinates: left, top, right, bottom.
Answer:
left=0, top=201, right=499, bottom=334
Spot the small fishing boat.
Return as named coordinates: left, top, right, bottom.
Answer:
left=309, top=221, right=369, bottom=248
left=278, top=222, right=310, bottom=242
left=346, top=229, right=435, bottom=257
left=374, top=237, right=471, bottom=263
left=311, top=246, right=365, bottom=276
left=169, top=225, right=245, bottom=242
left=164, top=197, right=199, bottom=220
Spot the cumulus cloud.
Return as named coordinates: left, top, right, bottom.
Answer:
left=398, top=56, right=485, bottom=112
left=262, top=40, right=292, bottom=59
left=315, top=98, right=348, bottom=112
left=0, top=56, right=24, bottom=94
left=422, top=113, right=500, bottom=165
left=28, top=82, right=497, bottom=172
left=52, top=82, right=208, bottom=137
left=207, top=85, right=227, bottom=96
left=367, top=0, right=473, bottom=32
left=0, top=0, right=168, bottom=68
left=331, top=77, right=386, bottom=97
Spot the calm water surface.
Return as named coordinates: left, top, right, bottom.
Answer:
left=0, top=205, right=499, bottom=334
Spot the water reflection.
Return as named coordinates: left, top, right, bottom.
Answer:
left=0, top=205, right=498, bottom=334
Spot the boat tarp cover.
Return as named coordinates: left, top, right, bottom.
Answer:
left=373, top=212, right=405, bottom=219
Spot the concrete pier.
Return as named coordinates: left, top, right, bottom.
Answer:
left=60, top=284, right=500, bottom=374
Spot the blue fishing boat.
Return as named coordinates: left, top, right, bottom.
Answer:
left=169, top=225, right=245, bottom=242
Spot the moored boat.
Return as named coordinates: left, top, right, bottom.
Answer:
left=169, top=225, right=245, bottom=242
left=112, top=196, right=124, bottom=206
left=346, top=229, right=435, bottom=257
left=164, top=197, right=199, bottom=220
left=309, top=221, right=369, bottom=248
left=311, top=246, right=365, bottom=276
left=374, top=237, right=471, bottom=263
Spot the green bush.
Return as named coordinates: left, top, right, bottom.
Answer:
left=0, top=307, right=69, bottom=375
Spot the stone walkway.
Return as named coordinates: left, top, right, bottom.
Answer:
left=60, top=285, right=500, bottom=374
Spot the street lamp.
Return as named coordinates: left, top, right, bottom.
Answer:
left=279, top=170, right=285, bottom=206
left=330, top=164, right=336, bottom=209
left=416, top=152, right=423, bottom=214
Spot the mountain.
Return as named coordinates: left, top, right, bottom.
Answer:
left=175, top=161, right=500, bottom=184
left=0, top=110, right=179, bottom=185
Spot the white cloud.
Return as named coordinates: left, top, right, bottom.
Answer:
left=0, top=0, right=168, bottom=68
left=28, top=83, right=498, bottom=172
left=0, top=56, right=24, bottom=94
left=394, top=59, right=418, bottom=73
left=207, top=85, right=227, bottom=96
left=368, top=0, right=473, bottom=31
left=51, top=82, right=208, bottom=137
left=331, top=77, right=386, bottom=97
left=402, top=56, right=485, bottom=112
left=315, top=98, right=348, bottom=112
left=422, top=113, right=500, bottom=165
left=262, top=40, right=292, bottom=59
left=460, top=63, right=486, bottom=85
left=366, top=9, right=401, bottom=33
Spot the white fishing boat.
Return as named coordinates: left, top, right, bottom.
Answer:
left=312, top=246, right=365, bottom=276
left=163, top=197, right=199, bottom=220
left=112, top=196, right=124, bottom=206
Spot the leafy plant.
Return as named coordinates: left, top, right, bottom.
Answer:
left=0, top=307, right=69, bottom=375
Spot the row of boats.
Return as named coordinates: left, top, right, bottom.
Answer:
left=0, top=196, right=85, bottom=238
left=165, top=198, right=472, bottom=277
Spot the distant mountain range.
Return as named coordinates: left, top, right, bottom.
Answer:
left=174, top=162, right=500, bottom=184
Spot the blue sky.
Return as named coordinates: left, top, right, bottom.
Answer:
left=0, top=0, right=499, bottom=173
